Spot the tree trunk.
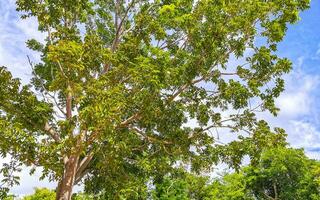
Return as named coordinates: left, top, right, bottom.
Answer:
left=56, top=155, right=79, bottom=200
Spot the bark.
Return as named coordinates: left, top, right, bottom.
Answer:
left=66, top=89, right=72, bottom=119
left=56, top=155, right=79, bottom=200
left=74, top=153, right=94, bottom=184
left=55, top=85, right=77, bottom=200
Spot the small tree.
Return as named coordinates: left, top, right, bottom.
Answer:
left=0, top=0, right=310, bottom=199
left=152, top=172, right=210, bottom=200
left=23, top=188, right=55, bottom=200
left=21, top=188, right=94, bottom=200
left=209, top=172, right=252, bottom=200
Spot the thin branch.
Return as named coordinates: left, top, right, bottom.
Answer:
left=103, top=0, right=136, bottom=74
left=85, top=112, right=141, bottom=149
left=28, top=56, right=66, bottom=117
left=27, top=56, right=48, bottom=102
left=48, top=92, right=67, bottom=116
left=119, top=113, right=141, bottom=127
left=74, top=151, right=94, bottom=183
left=44, top=122, right=60, bottom=142
left=263, top=190, right=275, bottom=200
left=74, top=168, right=90, bottom=185
left=129, top=126, right=172, bottom=145
left=220, top=72, right=238, bottom=76
left=57, top=61, right=68, bottom=79
left=273, top=182, right=278, bottom=200
left=117, top=0, right=136, bottom=38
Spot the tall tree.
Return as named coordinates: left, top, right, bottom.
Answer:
left=0, top=0, right=310, bottom=199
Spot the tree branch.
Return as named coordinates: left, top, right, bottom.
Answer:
left=119, top=113, right=141, bottom=127
left=220, top=72, right=238, bottom=76
left=44, top=122, right=60, bottom=142
left=273, top=182, right=278, bottom=200
left=103, top=0, right=136, bottom=74
left=74, top=151, right=94, bottom=184
left=129, top=126, right=172, bottom=145
left=66, top=85, right=72, bottom=119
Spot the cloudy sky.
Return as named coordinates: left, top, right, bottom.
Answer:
left=1, top=0, right=320, bottom=196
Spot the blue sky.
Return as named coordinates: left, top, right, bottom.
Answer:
left=0, top=0, right=320, bottom=196
left=273, top=0, right=320, bottom=155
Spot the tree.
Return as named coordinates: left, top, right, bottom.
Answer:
left=21, top=188, right=94, bottom=200
left=23, top=188, right=56, bottom=200
left=0, top=0, right=310, bottom=199
left=244, top=147, right=320, bottom=200
left=208, top=147, right=320, bottom=200
left=151, top=171, right=212, bottom=200
left=152, top=148, right=320, bottom=200
left=209, top=172, right=253, bottom=200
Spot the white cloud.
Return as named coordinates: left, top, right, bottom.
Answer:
left=15, top=18, right=45, bottom=42
left=276, top=70, right=319, bottom=117
left=255, top=55, right=320, bottom=158
left=0, top=0, right=45, bottom=83
left=285, top=120, right=320, bottom=160
left=287, top=120, right=320, bottom=149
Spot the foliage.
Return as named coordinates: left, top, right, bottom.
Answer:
left=23, top=188, right=55, bottom=200
left=152, top=176, right=193, bottom=200
left=12, top=148, right=320, bottom=199
left=209, top=173, right=253, bottom=200
left=3, top=195, right=15, bottom=200
left=0, top=160, right=21, bottom=199
left=208, top=147, right=320, bottom=200
left=152, top=147, right=320, bottom=200
left=0, top=0, right=311, bottom=198
left=71, top=193, right=94, bottom=200
left=152, top=172, right=211, bottom=200
left=21, top=188, right=95, bottom=200
left=150, top=168, right=253, bottom=200
left=244, top=147, right=320, bottom=200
